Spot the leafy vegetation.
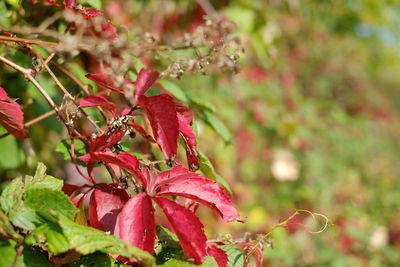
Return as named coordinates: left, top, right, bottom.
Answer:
left=1, top=0, right=400, bottom=266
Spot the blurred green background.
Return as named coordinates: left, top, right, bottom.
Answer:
left=1, top=0, right=400, bottom=266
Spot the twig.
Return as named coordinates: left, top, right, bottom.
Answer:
left=242, top=210, right=330, bottom=264
left=50, top=62, right=108, bottom=120
left=50, top=62, right=88, bottom=94
left=11, top=245, right=23, bottom=267
left=0, top=89, right=114, bottom=139
left=28, top=46, right=103, bottom=133
left=0, top=110, right=56, bottom=139
left=33, top=51, right=56, bottom=74
left=0, top=35, right=57, bottom=47
left=0, top=38, right=108, bottom=122
left=25, top=110, right=55, bottom=127
left=0, top=55, right=79, bottom=136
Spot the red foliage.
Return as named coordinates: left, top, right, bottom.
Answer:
left=134, top=68, right=159, bottom=98
left=117, top=193, right=156, bottom=253
left=79, top=95, right=116, bottom=115
left=89, top=183, right=130, bottom=234
left=139, top=94, right=179, bottom=159
left=207, top=245, right=229, bottom=267
left=0, top=87, right=28, bottom=139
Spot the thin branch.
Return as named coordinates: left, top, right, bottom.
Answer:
left=0, top=55, right=120, bottom=183
left=28, top=46, right=103, bottom=133
left=50, top=62, right=108, bottom=120
left=0, top=54, right=79, bottom=136
left=11, top=245, right=23, bottom=267
left=0, top=38, right=108, bottom=122
left=34, top=51, right=56, bottom=74
left=50, top=62, right=88, bottom=94
left=0, top=35, right=57, bottom=47
left=25, top=110, right=55, bottom=127
left=0, top=89, right=114, bottom=139
left=0, top=110, right=56, bottom=139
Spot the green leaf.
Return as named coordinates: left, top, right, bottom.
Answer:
left=157, top=257, right=218, bottom=267
left=25, top=222, right=71, bottom=254
left=219, top=245, right=245, bottom=267
left=85, top=0, right=102, bottom=9
left=202, top=256, right=219, bottom=267
left=5, top=0, right=19, bottom=8
left=68, top=253, right=128, bottom=267
left=25, top=175, right=63, bottom=191
left=0, top=135, right=24, bottom=169
left=0, top=239, right=17, bottom=267
left=33, top=162, right=47, bottom=179
left=8, top=206, right=43, bottom=231
left=25, top=188, right=78, bottom=220
left=18, top=246, right=53, bottom=267
left=0, top=1, right=11, bottom=27
left=0, top=177, right=24, bottom=213
left=0, top=240, right=52, bottom=267
left=1, top=167, right=65, bottom=231
left=0, top=210, right=22, bottom=240
left=27, top=163, right=63, bottom=191
left=197, top=151, right=232, bottom=194
left=155, top=226, right=184, bottom=264
left=191, top=97, right=216, bottom=113
left=201, top=111, right=232, bottom=144
left=56, top=139, right=87, bottom=165
left=57, top=215, right=156, bottom=267
left=159, top=80, right=190, bottom=104
left=222, top=6, right=255, bottom=32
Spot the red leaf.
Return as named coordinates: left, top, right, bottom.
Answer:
left=0, top=87, right=28, bottom=139
left=83, top=8, right=103, bottom=16
left=79, top=151, right=139, bottom=169
left=63, top=0, right=75, bottom=8
left=129, top=122, right=156, bottom=143
left=79, top=95, right=116, bottom=115
left=151, top=165, right=199, bottom=191
left=153, top=197, right=207, bottom=264
left=44, top=0, right=61, bottom=6
left=175, top=101, right=193, bottom=123
left=175, top=102, right=198, bottom=168
left=71, top=192, right=85, bottom=207
left=117, top=194, right=156, bottom=253
left=177, top=113, right=199, bottom=169
left=139, top=94, right=179, bottom=159
left=207, top=245, right=228, bottom=267
left=101, top=22, right=118, bottom=40
left=88, top=130, right=125, bottom=152
left=0, top=88, right=9, bottom=100
left=155, top=166, right=239, bottom=222
left=134, top=69, right=159, bottom=98
left=79, top=152, right=146, bottom=186
left=86, top=73, right=123, bottom=93
left=89, top=183, right=129, bottom=234
left=62, top=183, right=82, bottom=197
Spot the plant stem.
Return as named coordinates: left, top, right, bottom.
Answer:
left=28, top=46, right=103, bottom=133
left=50, top=62, right=109, bottom=120
left=0, top=35, right=57, bottom=47
left=11, top=245, right=23, bottom=267
left=50, top=62, right=88, bottom=94
left=0, top=54, right=79, bottom=136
